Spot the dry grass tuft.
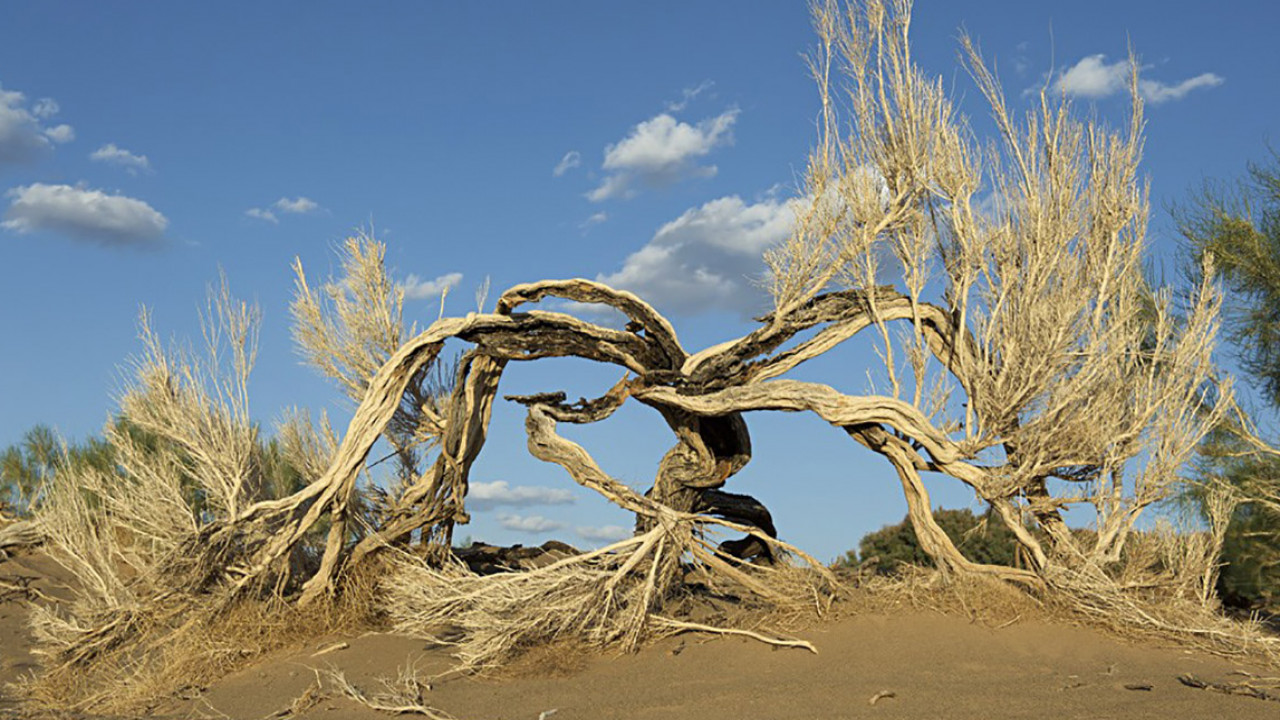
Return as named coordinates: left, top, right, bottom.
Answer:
left=839, top=566, right=1045, bottom=629
left=321, top=660, right=454, bottom=719
left=837, top=562, right=1279, bottom=666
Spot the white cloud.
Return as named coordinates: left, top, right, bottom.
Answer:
left=245, top=207, right=278, bottom=224
left=274, top=196, right=319, bottom=214
left=665, top=79, right=714, bottom=112
left=1139, top=73, right=1224, bottom=103
left=597, top=194, right=796, bottom=316
left=0, top=84, right=74, bottom=166
left=576, top=525, right=632, bottom=543
left=43, top=124, right=74, bottom=143
left=497, top=513, right=565, bottom=533
left=1050, top=54, right=1223, bottom=104
left=588, top=108, right=738, bottom=202
left=3, top=183, right=167, bottom=247
left=552, top=150, right=581, bottom=177
left=401, top=271, right=463, bottom=301
left=470, top=480, right=575, bottom=511
left=90, top=143, right=151, bottom=174
left=246, top=196, right=322, bottom=223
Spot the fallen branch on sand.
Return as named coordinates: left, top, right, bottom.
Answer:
left=1177, top=673, right=1280, bottom=703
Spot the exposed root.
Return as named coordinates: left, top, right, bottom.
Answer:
left=650, top=616, right=817, bottom=653
left=384, top=517, right=836, bottom=674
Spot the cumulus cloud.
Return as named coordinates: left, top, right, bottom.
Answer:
left=588, top=108, right=738, bottom=202
left=576, top=525, right=632, bottom=543
left=2, top=183, right=167, bottom=247
left=552, top=150, right=581, bottom=177
left=597, top=194, right=796, bottom=316
left=0, top=84, right=74, bottom=166
left=90, top=143, right=151, bottom=174
left=246, top=196, right=322, bottom=223
left=401, top=271, right=463, bottom=301
left=470, top=481, right=575, bottom=511
left=497, top=513, right=565, bottom=533
left=1050, top=54, right=1223, bottom=104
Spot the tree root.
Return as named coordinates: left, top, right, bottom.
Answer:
left=651, top=616, right=817, bottom=653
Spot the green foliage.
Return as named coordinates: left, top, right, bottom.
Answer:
left=1, top=424, right=113, bottom=516
left=1191, top=426, right=1280, bottom=613
left=1180, top=151, right=1280, bottom=614
left=839, top=508, right=1021, bottom=574
left=1181, top=151, right=1280, bottom=405
left=1, top=419, right=309, bottom=519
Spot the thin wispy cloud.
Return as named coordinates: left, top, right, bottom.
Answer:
left=0, top=83, right=74, bottom=166
left=90, top=143, right=151, bottom=174
left=665, top=79, right=714, bottom=112
left=497, top=513, right=565, bottom=533
left=588, top=108, right=738, bottom=202
left=1013, top=41, right=1031, bottom=77
left=579, top=211, right=607, bottom=232
left=31, top=98, right=59, bottom=119
left=245, top=207, right=278, bottom=224
left=597, top=194, right=796, bottom=316
left=401, top=271, right=463, bottom=301
left=3, top=183, right=167, bottom=247
left=552, top=150, right=581, bottom=177
left=576, top=525, right=631, bottom=543
left=1048, top=54, right=1223, bottom=104
left=246, top=196, right=323, bottom=223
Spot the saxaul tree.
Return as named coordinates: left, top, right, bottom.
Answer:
left=28, top=0, right=1247, bottom=704
left=268, top=0, right=1228, bottom=597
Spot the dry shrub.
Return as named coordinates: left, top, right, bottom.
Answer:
left=838, top=557, right=1279, bottom=666
left=1044, top=558, right=1280, bottom=662
left=15, top=278, right=358, bottom=715
left=19, top=561, right=382, bottom=716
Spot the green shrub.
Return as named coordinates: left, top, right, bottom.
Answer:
left=840, top=508, right=1021, bottom=574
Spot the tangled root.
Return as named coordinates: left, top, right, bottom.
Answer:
left=383, top=518, right=835, bottom=674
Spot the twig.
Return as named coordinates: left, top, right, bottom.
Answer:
left=869, top=690, right=897, bottom=706
left=311, top=640, right=350, bottom=657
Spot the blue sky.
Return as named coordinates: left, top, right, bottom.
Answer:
left=1, top=1, right=1277, bottom=560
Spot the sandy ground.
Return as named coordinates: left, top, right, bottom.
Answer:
left=3, top=551, right=1278, bottom=719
